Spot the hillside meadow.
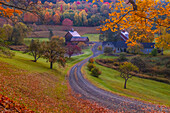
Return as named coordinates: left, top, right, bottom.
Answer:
left=0, top=48, right=105, bottom=112
left=83, top=53, right=170, bottom=106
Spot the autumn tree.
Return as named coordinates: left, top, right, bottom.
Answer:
left=127, top=42, right=143, bottom=54
left=129, top=28, right=154, bottom=43
left=63, top=10, right=75, bottom=21
left=12, top=22, right=30, bottom=45
left=53, top=13, right=60, bottom=24
left=119, top=62, right=139, bottom=89
left=74, top=12, right=80, bottom=25
left=66, top=43, right=81, bottom=58
left=62, top=18, right=73, bottom=30
left=43, top=40, right=66, bottom=69
left=2, top=24, right=13, bottom=41
left=79, top=10, right=88, bottom=26
left=28, top=39, right=44, bottom=62
left=77, top=42, right=86, bottom=49
left=62, top=18, right=73, bottom=26
left=100, top=0, right=170, bottom=47
left=44, top=11, right=52, bottom=23
left=0, top=0, right=42, bottom=25
left=0, top=0, right=22, bottom=18
left=51, top=35, right=65, bottom=45
left=24, top=12, right=38, bottom=23
left=0, top=27, right=7, bottom=42
left=155, top=27, right=170, bottom=55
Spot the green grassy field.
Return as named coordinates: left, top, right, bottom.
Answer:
left=24, top=38, right=49, bottom=46
left=82, top=34, right=100, bottom=42
left=0, top=47, right=92, bottom=112
left=83, top=55, right=170, bottom=106
left=164, top=49, right=170, bottom=55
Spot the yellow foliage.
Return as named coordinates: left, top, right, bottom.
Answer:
left=99, top=0, right=170, bottom=47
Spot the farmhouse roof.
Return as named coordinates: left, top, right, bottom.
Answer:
left=102, top=41, right=116, bottom=47
left=102, top=41, right=127, bottom=48
left=115, top=41, right=128, bottom=48
left=71, top=37, right=89, bottom=42
left=103, top=41, right=155, bottom=49
left=69, top=31, right=81, bottom=37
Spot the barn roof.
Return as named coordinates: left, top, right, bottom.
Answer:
left=69, top=31, right=81, bottom=37
left=71, top=37, right=89, bottom=42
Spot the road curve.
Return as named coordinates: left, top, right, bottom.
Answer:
left=69, top=42, right=170, bottom=112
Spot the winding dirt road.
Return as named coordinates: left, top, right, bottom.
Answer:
left=69, top=42, right=170, bottom=112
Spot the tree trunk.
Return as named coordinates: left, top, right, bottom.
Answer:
left=50, top=62, right=53, bottom=69
left=161, top=48, right=164, bottom=55
left=34, top=56, right=37, bottom=62
left=124, top=79, right=127, bottom=89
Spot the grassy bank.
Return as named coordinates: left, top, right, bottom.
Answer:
left=83, top=55, right=170, bottom=106
left=24, top=38, right=49, bottom=46
left=82, top=34, right=100, bottom=42
left=0, top=47, right=92, bottom=112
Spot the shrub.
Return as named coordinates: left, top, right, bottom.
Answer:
left=113, top=62, right=120, bottom=66
left=127, top=43, right=143, bottom=54
left=87, top=63, right=96, bottom=71
left=98, top=46, right=102, bottom=51
left=0, top=47, right=15, bottom=58
left=107, top=59, right=114, bottom=63
left=130, top=56, right=146, bottom=72
left=151, top=49, right=157, bottom=56
left=104, top=47, right=112, bottom=54
left=118, top=52, right=127, bottom=62
left=163, top=68, right=170, bottom=77
left=91, top=67, right=102, bottom=77
left=62, top=18, right=73, bottom=26
left=89, top=58, right=95, bottom=63
left=166, top=61, right=170, bottom=68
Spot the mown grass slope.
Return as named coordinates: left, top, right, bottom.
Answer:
left=83, top=54, right=170, bottom=106
left=82, top=34, right=100, bottom=42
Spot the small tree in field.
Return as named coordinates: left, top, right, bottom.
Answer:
left=43, top=40, right=66, bottom=69
left=119, top=62, right=139, bottom=89
left=89, top=58, right=94, bottom=63
left=28, top=39, right=44, bottom=62
left=51, top=36, right=65, bottom=46
left=77, top=42, right=86, bottom=49
left=66, top=43, right=81, bottom=58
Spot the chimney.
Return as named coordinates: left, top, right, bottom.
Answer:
left=71, top=28, right=74, bottom=32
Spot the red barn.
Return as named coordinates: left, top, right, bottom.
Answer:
left=65, top=28, right=89, bottom=44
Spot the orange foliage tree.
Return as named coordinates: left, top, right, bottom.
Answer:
left=44, top=11, right=52, bottom=23
left=0, top=0, right=42, bottom=24
left=24, top=12, right=38, bottom=23
left=0, top=0, right=22, bottom=17
left=99, top=0, right=170, bottom=46
left=52, top=13, right=60, bottom=24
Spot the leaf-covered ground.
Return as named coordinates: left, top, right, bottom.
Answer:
left=0, top=48, right=112, bottom=112
left=0, top=94, right=33, bottom=112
